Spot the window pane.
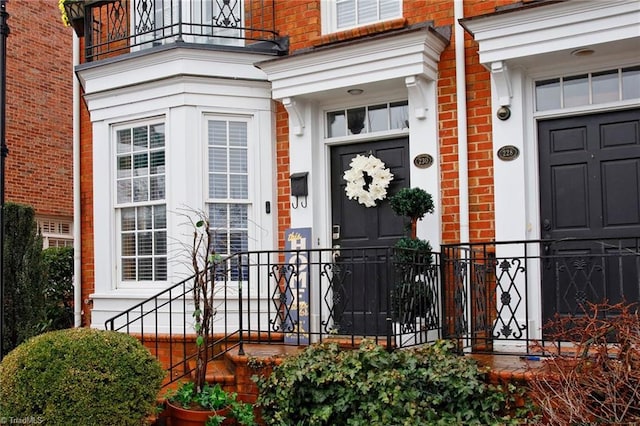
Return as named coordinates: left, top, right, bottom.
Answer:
left=380, top=0, right=400, bottom=19
left=389, top=101, right=409, bottom=129
left=138, top=232, right=153, bottom=255
left=149, top=151, right=165, bottom=174
left=209, top=120, right=227, bottom=146
left=133, top=126, right=148, bottom=151
left=358, top=0, right=377, bottom=25
left=536, top=79, right=560, bottom=111
left=327, top=111, right=346, bottom=138
left=229, top=148, right=247, bottom=173
left=368, top=104, right=387, bottom=133
left=117, top=129, right=131, bottom=153
left=117, top=155, right=132, bottom=178
left=138, top=258, right=153, bottom=280
left=122, top=208, right=136, bottom=231
left=347, top=107, right=366, bottom=135
left=155, top=231, right=167, bottom=255
left=213, top=232, right=228, bottom=255
left=154, top=205, right=166, bottom=229
left=149, top=123, right=165, bottom=148
left=230, top=175, right=248, bottom=199
left=229, top=121, right=247, bottom=147
left=592, top=70, right=619, bottom=104
left=210, top=147, right=227, bottom=173
left=336, top=0, right=355, bottom=28
left=133, top=178, right=149, bottom=202
left=137, top=206, right=153, bottom=230
left=563, top=75, right=588, bottom=108
left=229, top=204, right=247, bottom=228
left=133, top=153, right=149, bottom=176
left=230, top=231, right=248, bottom=252
left=622, top=66, right=640, bottom=100
left=117, top=181, right=132, bottom=204
left=150, top=176, right=165, bottom=201
left=122, top=259, right=136, bottom=280
left=122, top=233, right=135, bottom=256
left=210, top=174, right=227, bottom=198
left=155, top=258, right=167, bottom=281
left=209, top=203, right=227, bottom=229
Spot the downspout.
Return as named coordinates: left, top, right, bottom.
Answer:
left=73, top=33, right=82, bottom=327
left=454, top=0, right=469, bottom=244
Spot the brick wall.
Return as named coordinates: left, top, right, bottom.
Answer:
left=5, top=0, right=73, bottom=219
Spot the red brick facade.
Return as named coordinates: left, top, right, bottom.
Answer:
left=6, top=0, right=73, bottom=219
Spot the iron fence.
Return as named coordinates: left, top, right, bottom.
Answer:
left=441, top=237, right=640, bottom=354
left=105, top=246, right=441, bottom=385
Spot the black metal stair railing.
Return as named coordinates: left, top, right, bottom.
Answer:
left=104, top=246, right=442, bottom=385
left=83, top=0, right=288, bottom=62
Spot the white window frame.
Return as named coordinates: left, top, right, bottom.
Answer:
left=204, top=115, right=254, bottom=257
left=38, top=217, right=73, bottom=249
left=113, top=118, right=168, bottom=287
left=321, top=0, right=402, bottom=35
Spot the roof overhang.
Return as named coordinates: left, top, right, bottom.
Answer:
left=257, top=23, right=450, bottom=101
left=461, top=0, right=640, bottom=69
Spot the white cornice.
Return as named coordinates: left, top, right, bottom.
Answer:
left=258, top=26, right=448, bottom=100
left=462, top=0, right=640, bottom=65
left=76, top=46, right=269, bottom=95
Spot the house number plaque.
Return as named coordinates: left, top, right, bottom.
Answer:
left=497, top=145, right=520, bottom=161
left=413, top=153, right=434, bottom=169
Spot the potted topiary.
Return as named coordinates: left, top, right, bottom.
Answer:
left=389, top=188, right=435, bottom=336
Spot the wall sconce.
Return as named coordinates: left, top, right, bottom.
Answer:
left=290, top=172, right=308, bottom=209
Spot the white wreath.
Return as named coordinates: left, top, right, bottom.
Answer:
left=343, top=154, right=394, bottom=207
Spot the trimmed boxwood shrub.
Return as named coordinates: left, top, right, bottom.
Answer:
left=0, top=328, right=165, bottom=425
left=255, top=340, right=529, bottom=425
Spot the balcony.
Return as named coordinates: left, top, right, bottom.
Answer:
left=75, top=0, right=288, bottom=62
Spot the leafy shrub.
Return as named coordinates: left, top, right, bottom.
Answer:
left=42, top=246, right=74, bottom=330
left=0, top=328, right=165, bottom=425
left=528, top=302, right=640, bottom=425
left=1, top=202, right=46, bottom=355
left=255, top=339, right=527, bottom=425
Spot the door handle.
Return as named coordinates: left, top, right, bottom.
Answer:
left=542, top=219, right=552, bottom=231
left=332, top=245, right=341, bottom=262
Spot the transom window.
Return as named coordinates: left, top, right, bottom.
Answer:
left=115, top=122, right=167, bottom=283
left=326, top=100, right=408, bottom=138
left=207, top=119, right=249, bottom=256
left=535, top=66, right=640, bottom=111
left=323, top=0, right=401, bottom=34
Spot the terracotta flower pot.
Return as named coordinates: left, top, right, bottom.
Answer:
left=166, top=400, right=234, bottom=426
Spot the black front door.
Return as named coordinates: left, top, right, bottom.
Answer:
left=539, top=109, right=640, bottom=323
left=330, top=138, right=410, bottom=335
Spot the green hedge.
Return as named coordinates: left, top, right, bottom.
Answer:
left=255, top=340, right=528, bottom=425
left=0, top=328, right=165, bottom=425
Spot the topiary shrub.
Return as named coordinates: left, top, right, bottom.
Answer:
left=0, top=328, right=165, bottom=425
left=255, top=339, right=529, bottom=425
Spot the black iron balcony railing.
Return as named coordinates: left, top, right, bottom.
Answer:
left=82, top=0, right=288, bottom=62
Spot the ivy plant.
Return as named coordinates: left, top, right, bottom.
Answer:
left=254, top=339, right=531, bottom=425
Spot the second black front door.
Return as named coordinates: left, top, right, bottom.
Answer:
left=330, top=138, right=410, bottom=335
left=538, top=109, right=640, bottom=323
